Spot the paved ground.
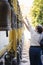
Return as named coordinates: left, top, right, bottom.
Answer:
left=20, top=38, right=30, bottom=65
left=20, top=29, right=30, bottom=65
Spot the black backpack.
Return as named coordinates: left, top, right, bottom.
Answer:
left=40, top=38, right=43, bottom=49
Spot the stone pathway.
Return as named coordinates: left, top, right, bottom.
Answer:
left=20, top=39, right=30, bottom=65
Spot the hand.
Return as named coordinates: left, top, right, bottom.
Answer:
left=25, top=17, right=29, bottom=24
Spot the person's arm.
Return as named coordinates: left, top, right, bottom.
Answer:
left=25, top=17, right=30, bottom=25
left=22, top=18, right=35, bottom=33
left=22, top=19, right=29, bottom=31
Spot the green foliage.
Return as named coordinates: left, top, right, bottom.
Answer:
left=31, top=0, right=43, bottom=26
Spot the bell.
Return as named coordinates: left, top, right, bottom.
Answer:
left=0, top=0, right=11, bottom=30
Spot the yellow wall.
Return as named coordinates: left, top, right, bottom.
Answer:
left=13, top=0, right=17, bottom=14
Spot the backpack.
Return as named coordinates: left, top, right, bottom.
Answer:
left=39, top=38, right=43, bottom=49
